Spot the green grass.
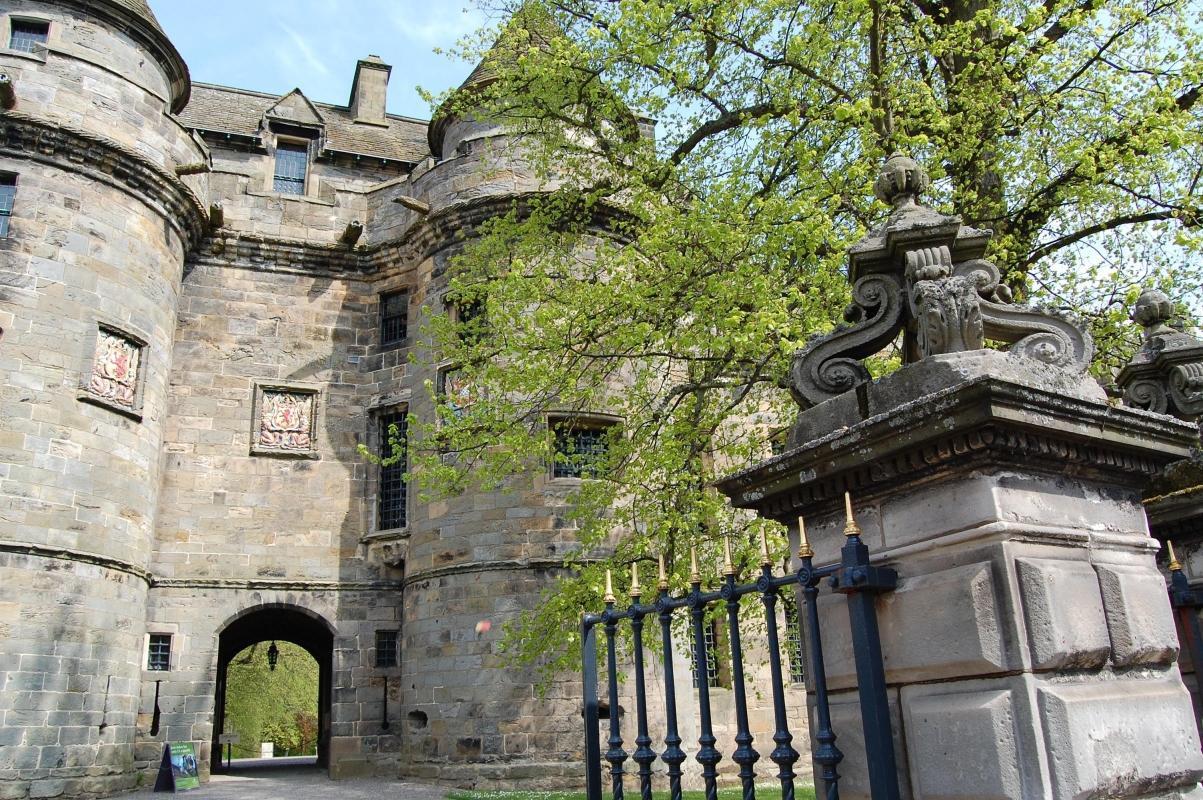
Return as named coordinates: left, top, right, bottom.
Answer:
left=448, top=787, right=817, bottom=800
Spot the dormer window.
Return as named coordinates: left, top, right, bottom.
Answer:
left=273, top=140, right=309, bottom=195
left=9, top=19, right=48, bottom=53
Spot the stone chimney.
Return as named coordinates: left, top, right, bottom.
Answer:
left=349, top=55, right=391, bottom=125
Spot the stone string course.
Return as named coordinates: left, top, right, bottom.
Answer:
left=1, top=3, right=794, bottom=797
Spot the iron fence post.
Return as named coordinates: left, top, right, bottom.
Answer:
left=1170, top=562, right=1203, bottom=728
left=831, top=528, right=900, bottom=800
left=759, top=562, right=798, bottom=800
left=799, top=558, right=842, bottom=800
left=629, top=591, right=656, bottom=800
left=583, top=614, right=603, bottom=800
left=604, top=599, right=628, bottom=800
left=690, top=579, right=722, bottom=800
left=658, top=585, right=686, bottom=800
left=724, top=571, right=759, bottom=800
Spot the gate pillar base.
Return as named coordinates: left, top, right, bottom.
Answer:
left=719, top=354, right=1203, bottom=799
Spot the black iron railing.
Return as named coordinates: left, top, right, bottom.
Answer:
left=582, top=494, right=902, bottom=800
left=1166, top=540, right=1203, bottom=735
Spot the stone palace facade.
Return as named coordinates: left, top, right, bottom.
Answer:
left=0, top=0, right=696, bottom=795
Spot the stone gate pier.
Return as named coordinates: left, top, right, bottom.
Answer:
left=718, top=156, right=1203, bottom=799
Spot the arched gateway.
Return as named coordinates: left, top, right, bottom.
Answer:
left=212, top=605, right=335, bottom=772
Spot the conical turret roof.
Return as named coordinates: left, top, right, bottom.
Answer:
left=428, top=2, right=560, bottom=154
left=105, top=0, right=169, bottom=36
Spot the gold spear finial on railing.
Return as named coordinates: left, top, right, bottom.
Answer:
left=723, top=536, right=736, bottom=576
left=844, top=491, right=862, bottom=537
left=1168, top=539, right=1183, bottom=572
left=630, top=562, right=642, bottom=598
left=760, top=529, right=772, bottom=567
left=604, top=569, right=616, bottom=604
left=798, top=516, right=814, bottom=559
left=658, top=553, right=669, bottom=591
left=689, top=547, right=701, bottom=584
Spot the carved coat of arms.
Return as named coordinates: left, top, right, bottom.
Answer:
left=89, top=330, right=140, bottom=410
left=258, top=391, right=313, bottom=451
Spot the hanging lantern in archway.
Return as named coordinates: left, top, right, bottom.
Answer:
left=267, top=641, right=279, bottom=671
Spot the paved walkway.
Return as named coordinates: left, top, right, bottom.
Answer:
left=128, top=760, right=450, bottom=800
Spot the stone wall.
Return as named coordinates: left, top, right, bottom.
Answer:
left=0, top=1, right=204, bottom=792
left=0, top=2, right=809, bottom=792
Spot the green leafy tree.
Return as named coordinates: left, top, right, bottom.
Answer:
left=411, top=0, right=1203, bottom=678
left=223, top=642, right=319, bottom=757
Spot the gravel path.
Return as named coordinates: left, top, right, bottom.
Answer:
left=125, top=759, right=450, bottom=800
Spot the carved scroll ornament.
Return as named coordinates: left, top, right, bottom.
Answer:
left=790, top=273, right=903, bottom=407
left=1119, top=288, right=1203, bottom=420
left=790, top=154, right=1093, bottom=409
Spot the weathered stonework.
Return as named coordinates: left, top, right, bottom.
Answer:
left=720, top=158, right=1203, bottom=799
left=1117, top=288, right=1203, bottom=745
left=0, top=2, right=716, bottom=796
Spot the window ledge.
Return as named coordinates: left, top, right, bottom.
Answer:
left=363, top=527, right=409, bottom=543
left=0, top=46, right=47, bottom=64
left=246, top=188, right=336, bottom=207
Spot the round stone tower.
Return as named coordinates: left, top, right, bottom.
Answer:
left=0, top=1, right=204, bottom=796
left=388, top=16, right=599, bottom=783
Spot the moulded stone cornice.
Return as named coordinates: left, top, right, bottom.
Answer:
left=191, top=192, right=634, bottom=278
left=0, top=111, right=206, bottom=250
left=717, top=374, right=1198, bottom=523
left=196, top=231, right=365, bottom=277
left=149, top=577, right=403, bottom=592
left=0, top=540, right=152, bottom=585
left=402, top=556, right=570, bottom=589
left=365, top=192, right=634, bottom=272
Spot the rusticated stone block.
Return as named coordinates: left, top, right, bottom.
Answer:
left=1095, top=563, right=1180, bottom=666
left=816, top=560, right=1012, bottom=690
left=901, top=677, right=1043, bottom=799
left=1016, top=558, right=1110, bottom=670
left=878, top=560, right=1011, bottom=682
left=1038, top=677, right=1203, bottom=799
left=811, top=689, right=910, bottom=800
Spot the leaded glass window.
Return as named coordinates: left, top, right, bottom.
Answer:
left=0, top=174, right=14, bottom=238
left=691, top=619, right=722, bottom=689
left=781, top=593, right=806, bottom=684
left=375, top=629, right=399, bottom=668
left=380, top=290, right=408, bottom=346
left=452, top=296, right=486, bottom=343
left=9, top=20, right=48, bottom=53
left=551, top=420, right=611, bottom=479
left=273, top=141, right=308, bottom=195
left=378, top=412, right=407, bottom=530
left=148, top=634, right=171, bottom=671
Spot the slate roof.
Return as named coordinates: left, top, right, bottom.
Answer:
left=177, top=83, right=432, bottom=164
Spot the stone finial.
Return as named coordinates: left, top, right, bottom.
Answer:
left=873, top=153, right=931, bottom=208
left=1133, top=288, right=1175, bottom=338
left=790, top=155, right=1093, bottom=409
left=1119, top=287, right=1203, bottom=421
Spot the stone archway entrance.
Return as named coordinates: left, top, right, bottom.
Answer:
left=212, top=605, right=334, bottom=773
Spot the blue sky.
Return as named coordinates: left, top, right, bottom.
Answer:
left=153, top=0, right=496, bottom=120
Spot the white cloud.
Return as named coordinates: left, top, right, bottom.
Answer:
left=386, top=2, right=488, bottom=47
left=277, top=24, right=332, bottom=78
